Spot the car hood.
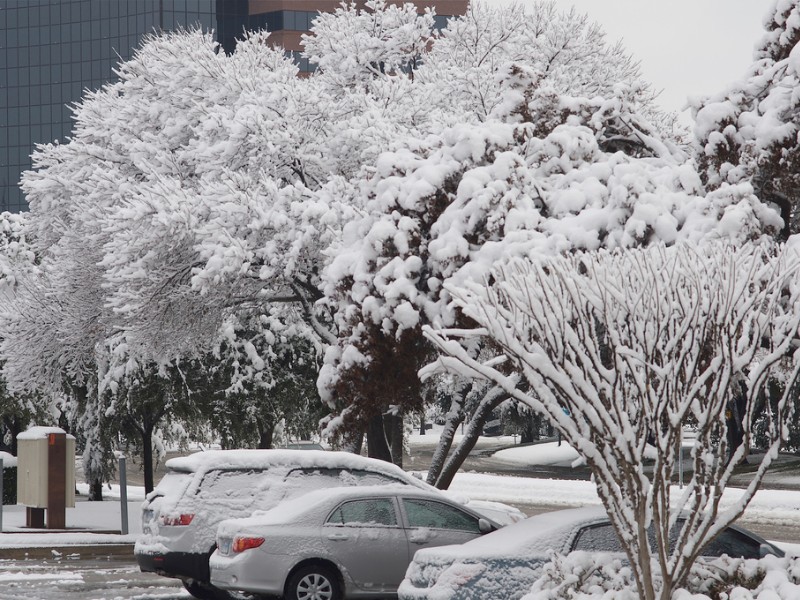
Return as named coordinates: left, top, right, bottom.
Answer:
left=412, top=506, right=606, bottom=564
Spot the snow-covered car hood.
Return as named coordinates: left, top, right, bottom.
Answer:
left=398, top=507, right=607, bottom=600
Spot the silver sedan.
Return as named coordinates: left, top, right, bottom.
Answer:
left=209, top=485, right=497, bottom=600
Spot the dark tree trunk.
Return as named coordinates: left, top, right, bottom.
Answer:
left=141, top=427, right=155, bottom=495
left=341, top=429, right=365, bottom=454
left=386, top=413, right=403, bottom=468
left=520, top=413, right=540, bottom=444
left=367, top=413, right=392, bottom=463
left=258, top=425, right=275, bottom=449
left=129, top=402, right=168, bottom=496
left=89, top=478, right=103, bottom=501
left=419, top=413, right=426, bottom=435
left=726, top=381, right=749, bottom=465
left=435, top=386, right=508, bottom=490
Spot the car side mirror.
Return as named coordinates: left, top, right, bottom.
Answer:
left=478, top=518, right=493, bottom=534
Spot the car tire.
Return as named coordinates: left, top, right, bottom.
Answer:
left=182, top=579, right=240, bottom=600
left=286, top=564, right=342, bottom=600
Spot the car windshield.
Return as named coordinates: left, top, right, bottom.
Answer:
left=571, top=519, right=774, bottom=559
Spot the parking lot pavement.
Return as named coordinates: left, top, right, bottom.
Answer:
left=0, top=553, right=187, bottom=600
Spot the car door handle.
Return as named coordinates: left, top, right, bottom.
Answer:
left=327, top=533, right=350, bottom=541
left=409, top=536, right=427, bottom=544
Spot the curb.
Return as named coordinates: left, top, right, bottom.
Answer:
left=0, top=544, right=134, bottom=560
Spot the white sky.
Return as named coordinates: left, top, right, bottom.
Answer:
left=505, top=0, right=775, bottom=116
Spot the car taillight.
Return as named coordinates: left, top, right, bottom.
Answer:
left=161, top=513, right=195, bottom=526
left=232, top=536, right=265, bottom=553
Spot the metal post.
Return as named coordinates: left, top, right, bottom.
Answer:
left=118, top=456, right=129, bottom=535
left=678, top=430, right=684, bottom=489
left=0, top=457, right=4, bottom=532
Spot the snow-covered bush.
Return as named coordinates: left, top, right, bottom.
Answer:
left=426, top=242, right=800, bottom=600
left=526, top=551, right=637, bottom=600
left=525, top=553, right=800, bottom=600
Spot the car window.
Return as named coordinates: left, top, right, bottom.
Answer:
left=572, top=523, right=624, bottom=552
left=285, top=467, right=404, bottom=490
left=151, top=471, right=193, bottom=498
left=326, top=499, right=398, bottom=527
left=196, top=469, right=269, bottom=500
left=402, top=499, right=480, bottom=533
left=701, top=529, right=761, bottom=559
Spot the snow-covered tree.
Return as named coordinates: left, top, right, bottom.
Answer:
left=418, top=1, right=659, bottom=124
left=425, top=241, right=800, bottom=600
left=319, top=62, right=780, bottom=476
left=693, top=0, right=800, bottom=238
left=199, top=315, right=325, bottom=450
left=4, top=28, right=337, bottom=488
left=0, top=212, right=49, bottom=453
left=303, top=0, right=435, bottom=86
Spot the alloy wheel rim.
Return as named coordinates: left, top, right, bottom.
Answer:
left=297, top=573, right=333, bottom=600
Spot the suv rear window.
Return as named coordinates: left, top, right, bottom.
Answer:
left=197, top=469, right=272, bottom=499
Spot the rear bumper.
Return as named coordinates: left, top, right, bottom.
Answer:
left=210, top=550, right=289, bottom=596
left=136, top=549, right=211, bottom=582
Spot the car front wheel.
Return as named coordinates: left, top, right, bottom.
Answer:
left=286, top=565, right=342, bottom=600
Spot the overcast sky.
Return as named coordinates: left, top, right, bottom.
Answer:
left=509, top=0, right=775, bottom=116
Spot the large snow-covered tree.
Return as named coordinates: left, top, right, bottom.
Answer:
left=319, top=61, right=780, bottom=477
left=425, top=241, right=800, bottom=600
left=693, top=0, right=800, bottom=239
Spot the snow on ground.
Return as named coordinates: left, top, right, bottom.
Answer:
left=493, top=441, right=580, bottom=466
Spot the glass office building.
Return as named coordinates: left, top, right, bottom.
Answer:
left=1, top=0, right=216, bottom=212
left=0, top=0, right=466, bottom=212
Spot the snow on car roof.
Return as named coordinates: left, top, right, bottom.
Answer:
left=415, top=506, right=608, bottom=561
left=218, top=484, right=438, bottom=534
left=166, top=449, right=422, bottom=482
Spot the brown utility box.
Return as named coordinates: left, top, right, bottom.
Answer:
left=17, top=427, right=76, bottom=529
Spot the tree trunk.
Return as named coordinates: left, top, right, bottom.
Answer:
left=141, top=427, right=155, bottom=495
left=419, top=413, right=426, bottom=435
left=426, top=386, right=468, bottom=486
left=89, top=478, right=103, bottom=501
left=386, top=413, right=403, bottom=468
left=341, top=429, right=364, bottom=454
left=435, top=386, right=508, bottom=490
left=258, top=424, right=275, bottom=449
left=726, top=382, right=748, bottom=465
left=521, top=413, right=540, bottom=443
left=366, top=413, right=392, bottom=462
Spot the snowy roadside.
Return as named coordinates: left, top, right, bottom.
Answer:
left=0, top=484, right=143, bottom=549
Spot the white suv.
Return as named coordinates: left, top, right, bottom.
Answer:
left=135, top=449, right=458, bottom=600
